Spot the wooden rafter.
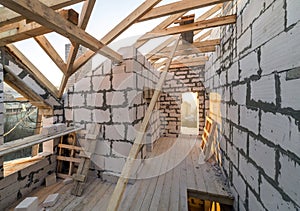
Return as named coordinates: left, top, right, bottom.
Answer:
left=144, top=4, right=222, bottom=60
left=135, top=12, right=186, bottom=48
left=138, top=0, right=231, bottom=22
left=161, top=39, right=220, bottom=53
left=0, top=9, right=79, bottom=46
left=150, top=45, right=216, bottom=61
left=59, top=0, right=96, bottom=97
left=34, top=35, right=67, bottom=72
left=72, top=0, right=163, bottom=73
left=139, top=14, right=237, bottom=41
left=0, top=0, right=122, bottom=63
left=107, top=37, right=181, bottom=211
left=0, top=0, right=85, bottom=28
left=3, top=65, right=52, bottom=110
left=6, top=44, right=59, bottom=98
left=154, top=56, right=208, bottom=69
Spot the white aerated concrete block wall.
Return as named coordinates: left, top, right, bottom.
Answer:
left=204, top=0, right=300, bottom=210
left=64, top=47, right=161, bottom=177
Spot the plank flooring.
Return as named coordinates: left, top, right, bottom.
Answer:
left=8, top=136, right=233, bottom=211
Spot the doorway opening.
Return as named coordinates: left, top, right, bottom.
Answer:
left=181, top=92, right=199, bottom=135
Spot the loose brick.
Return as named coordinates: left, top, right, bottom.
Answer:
left=252, top=0, right=285, bottom=49
left=45, top=173, right=56, bottom=187
left=251, top=75, right=276, bottom=105
left=249, top=135, right=276, bottom=178
left=278, top=153, right=300, bottom=205
left=15, top=197, right=38, bottom=211
left=43, top=193, right=59, bottom=207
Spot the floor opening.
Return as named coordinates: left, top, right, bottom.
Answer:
left=187, top=189, right=234, bottom=211
left=181, top=92, right=199, bottom=135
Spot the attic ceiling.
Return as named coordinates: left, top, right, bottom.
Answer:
left=0, top=0, right=236, bottom=103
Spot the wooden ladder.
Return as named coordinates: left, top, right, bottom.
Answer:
left=71, top=124, right=101, bottom=196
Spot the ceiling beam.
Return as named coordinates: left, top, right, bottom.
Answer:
left=139, top=14, right=237, bottom=41
left=60, top=0, right=96, bottom=98
left=0, top=0, right=123, bottom=63
left=72, top=0, right=163, bottom=73
left=138, top=0, right=231, bottom=22
left=0, top=0, right=85, bottom=28
left=6, top=44, right=59, bottom=98
left=34, top=35, right=67, bottom=72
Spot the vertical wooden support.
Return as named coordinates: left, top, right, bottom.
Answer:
left=107, top=37, right=181, bottom=211
left=31, top=109, right=43, bottom=156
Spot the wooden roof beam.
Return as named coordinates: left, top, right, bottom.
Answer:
left=6, top=44, right=59, bottom=98
left=139, top=14, right=237, bottom=41
left=0, top=0, right=123, bottom=63
left=4, top=65, right=52, bottom=110
left=145, top=4, right=222, bottom=60
left=34, top=35, right=67, bottom=73
left=60, top=0, right=96, bottom=98
left=150, top=46, right=216, bottom=60
left=161, top=39, right=220, bottom=53
left=72, top=0, right=163, bottom=73
left=138, top=0, right=231, bottom=22
left=0, top=9, right=80, bottom=47
left=0, top=0, right=85, bottom=28
left=135, top=12, right=186, bottom=48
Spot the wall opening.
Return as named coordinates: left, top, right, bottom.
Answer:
left=187, top=189, right=234, bottom=211
left=181, top=92, right=199, bottom=135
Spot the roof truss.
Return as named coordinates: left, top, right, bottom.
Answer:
left=0, top=0, right=236, bottom=100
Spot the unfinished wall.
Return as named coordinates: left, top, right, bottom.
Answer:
left=0, top=63, right=4, bottom=178
left=0, top=153, right=56, bottom=209
left=159, top=66, right=207, bottom=137
left=64, top=47, right=160, bottom=176
left=204, top=0, right=300, bottom=210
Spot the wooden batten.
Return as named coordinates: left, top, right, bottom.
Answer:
left=0, top=0, right=85, bottom=28
left=138, top=0, right=232, bottom=22
left=139, top=15, right=237, bottom=41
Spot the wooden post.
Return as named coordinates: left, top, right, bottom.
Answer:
left=31, top=109, right=43, bottom=156
left=106, top=37, right=181, bottom=211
